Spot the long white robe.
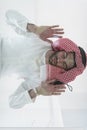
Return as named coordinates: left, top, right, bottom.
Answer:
left=0, top=10, right=64, bottom=126
left=0, top=33, right=51, bottom=108
left=0, top=33, right=63, bottom=126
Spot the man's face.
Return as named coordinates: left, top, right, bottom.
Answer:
left=49, top=51, right=75, bottom=70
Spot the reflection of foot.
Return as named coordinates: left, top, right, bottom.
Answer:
left=5, top=10, right=31, bottom=34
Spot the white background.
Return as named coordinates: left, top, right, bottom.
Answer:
left=0, top=0, right=87, bottom=128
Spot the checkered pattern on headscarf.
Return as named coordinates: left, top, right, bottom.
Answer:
left=46, top=38, right=87, bottom=83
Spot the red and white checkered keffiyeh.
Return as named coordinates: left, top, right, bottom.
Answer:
left=46, top=38, right=87, bottom=83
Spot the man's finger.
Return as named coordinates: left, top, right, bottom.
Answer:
left=52, top=92, right=61, bottom=95
left=47, top=79, right=57, bottom=84
left=55, top=31, right=64, bottom=34
left=49, top=25, right=59, bottom=29
left=55, top=89, right=65, bottom=92
left=52, top=28, right=64, bottom=31
left=55, top=85, right=66, bottom=89
left=58, top=36, right=63, bottom=38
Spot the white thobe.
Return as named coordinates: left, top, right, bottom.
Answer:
left=0, top=34, right=51, bottom=108
left=0, top=10, right=64, bottom=127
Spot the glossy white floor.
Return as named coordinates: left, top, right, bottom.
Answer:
left=0, top=0, right=87, bottom=128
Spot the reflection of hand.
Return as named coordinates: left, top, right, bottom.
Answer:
left=36, top=25, right=64, bottom=43
left=36, top=79, right=66, bottom=96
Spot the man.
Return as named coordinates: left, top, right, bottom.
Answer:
left=3, top=10, right=86, bottom=109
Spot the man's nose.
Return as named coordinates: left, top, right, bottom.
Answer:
left=57, top=57, right=66, bottom=63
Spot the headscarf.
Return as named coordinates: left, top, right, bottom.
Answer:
left=46, top=38, right=87, bottom=83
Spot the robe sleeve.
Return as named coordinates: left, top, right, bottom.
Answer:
left=9, top=81, right=36, bottom=109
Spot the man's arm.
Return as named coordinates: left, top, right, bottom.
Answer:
left=9, top=81, right=36, bottom=109
left=29, top=79, right=66, bottom=98
left=9, top=80, right=66, bottom=109
left=27, top=24, right=64, bottom=43
left=6, top=9, right=64, bottom=43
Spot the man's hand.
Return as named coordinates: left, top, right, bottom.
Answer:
left=37, top=25, right=64, bottom=43
left=27, top=24, right=64, bottom=43
left=36, top=79, right=66, bottom=96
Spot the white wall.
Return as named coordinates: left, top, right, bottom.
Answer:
left=0, top=0, right=87, bottom=128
